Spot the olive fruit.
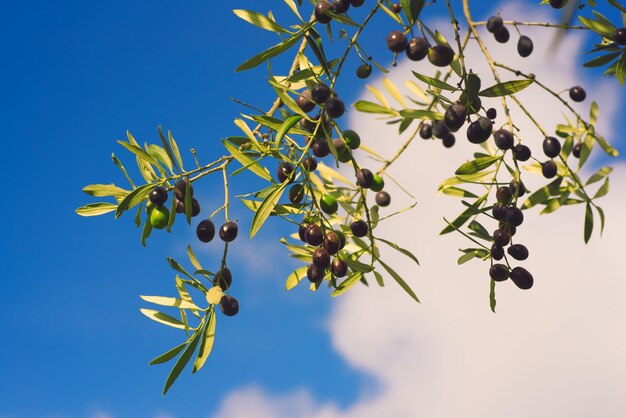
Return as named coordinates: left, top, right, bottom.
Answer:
left=391, top=3, right=401, bottom=13
left=375, top=191, right=391, bottom=207
left=312, top=248, right=331, bottom=269
left=356, top=168, right=374, bottom=188
left=298, top=223, right=309, bottom=242
left=494, top=26, right=510, bottom=43
left=444, top=104, right=467, bottom=132
left=324, top=230, right=341, bottom=255
left=196, top=219, right=216, bottom=243
left=350, top=0, right=364, bottom=6
left=543, top=136, right=562, bottom=158
left=350, top=220, right=368, bottom=237
left=220, top=295, right=239, bottom=316
left=336, top=230, right=346, bottom=250
left=312, top=139, right=330, bottom=158
left=370, top=174, right=385, bottom=192
left=314, top=1, right=333, bottom=24
left=549, top=0, right=568, bottom=9
left=442, top=133, right=456, bottom=148
left=326, top=97, right=345, bottom=119
left=505, top=206, right=524, bottom=227
left=215, top=267, right=232, bottom=290
left=496, top=186, right=513, bottom=204
left=333, top=139, right=352, bottom=163
left=191, top=198, right=201, bottom=217
left=486, top=108, right=497, bottom=119
left=303, top=157, right=318, bottom=171
left=307, top=264, right=325, bottom=283
left=466, top=117, right=493, bottom=144
left=507, top=244, right=529, bottom=261
left=297, top=91, right=315, bottom=113
left=489, top=264, right=509, bottom=282
left=542, top=160, right=558, bottom=179
left=572, top=142, right=582, bottom=158
left=306, top=224, right=324, bottom=246
left=320, top=194, right=339, bottom=214
left=419, top=123, right=433, bottom=139
left=492, top=204, right=507, bottom=221
left=331, top=258, right=348, bottom=277
left=387, top=30, right=408, bottom=53
left=517, top=35, right=534, bottom=57
left=428, top=45, right=455, bottom=67
left=432, top=121, right=450, bottom=139
left=343, top=130, right=361, bottom=149
left=491, top=244, right=504, bottom=261
left=569, top=86, right=586, bottom=102
left=333, top=0, right=350, bottom=13
left=289, top=184, right=305, bottom=204
left=509, top=180, right=526, bottom=197
left=150, top=205, right=169, bottom=229
left=615, top=28, right=626, bottom=45
left=510, top=267, right=534, bottom=290
left=219, top=221, right=238, bottom=242
left=311, top=83, right=331, bottom=104
left=174, top=178, right=193, bottom=201
left=493, top=228, right=511, bottom=247
left=406, top=37, right=429, bottom=61
left=175, top=198, right=185, bottom=214
left=494, top=129, right=514, bottom=150
left=512, top=144, right=531, bottom=161
left=356, top=64, right=372, bottom=79
left=149, top=186, right=168, bottom=206
left=277, top=162, right=294, bottom=183
left=487, top=15, right=504, bottom=33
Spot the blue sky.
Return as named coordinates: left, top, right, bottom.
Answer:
left=1, top=1, right=625, bottom=417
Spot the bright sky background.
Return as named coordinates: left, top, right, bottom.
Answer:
left=1, top=1, right=625, bottom=417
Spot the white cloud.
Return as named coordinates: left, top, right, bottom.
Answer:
left=210, top=2, right=626, bottom=418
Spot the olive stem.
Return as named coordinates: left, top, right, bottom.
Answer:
left=474, top=20, right=588, bottom=30
left=462, top=0, right=514, bottom=131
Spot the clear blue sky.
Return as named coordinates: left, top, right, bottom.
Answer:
left=1, top=1, right=624, bottom=417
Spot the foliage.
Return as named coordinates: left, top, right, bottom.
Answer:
left=76, top=0, right=624, bottom=394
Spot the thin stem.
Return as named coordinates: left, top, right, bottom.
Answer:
left=462, top=0, right=514, bottom=131
left=331, top=2, right=381, bottom=88
left=474, top=20, right=588, bottom=30
left=222, top=165, right=230, bottom=221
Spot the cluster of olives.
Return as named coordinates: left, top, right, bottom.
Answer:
left=196, top=218, right=240, bottom=316
left=297, top=82, right=346, bottom=119
left=489, top=182, right=534, bottom=290
left=386, top=30, right=455, bottom=67
left=486, top=15, right=534, bottom=57
left=147, top=186, right=170, bottom=229
left=299, top=223, right=349, bottom=282
left=355, top=168, right=391, bottom=207
left=173, top=179, right=201, bottom=217
left=314, top=0, right=364, bottom=24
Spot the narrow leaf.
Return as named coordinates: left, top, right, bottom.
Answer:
left=455, top=156, right=500, bottom=175
left=163, top=323, right=204, bottom=395
left=584, top=202, right=594, bottom=243
left=250, top=184, right=287, bottom=238
left=193, top=310, right=217, bottom=373
left=149, top=342, right=188, bottom=365
left=378, top=259, right=419, bottom=302
left=140, top=309, right=187, bottom=330
left=75, top=202, right=117, bottom=217
left=479, top=79, right=533, bottom=97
